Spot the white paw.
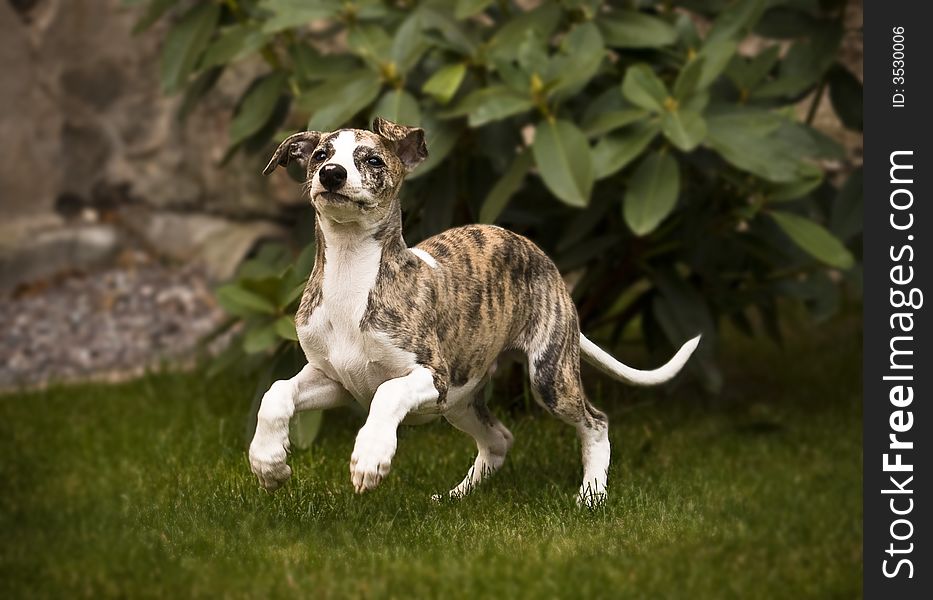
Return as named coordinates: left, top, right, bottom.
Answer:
left=349, top=428, right=396, bottom=493
left=576, top=485, right=607, bottom=509
left=447, top=483, right=472, bottom=499
left=249, top=438, right=291, bottom=492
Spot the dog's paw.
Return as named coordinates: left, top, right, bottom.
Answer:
left=349, top=428, right=396, bottom=493
left=249, top=439, right=291, bottom=492
left=576, top=485, right=607, bottom=509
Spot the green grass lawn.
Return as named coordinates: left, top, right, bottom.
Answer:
left=0, top=321, right=861, bottom=599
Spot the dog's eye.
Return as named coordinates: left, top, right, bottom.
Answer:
left=366, top=156, right=385, bottom=168
left=312, top=150, right=328, bottom=162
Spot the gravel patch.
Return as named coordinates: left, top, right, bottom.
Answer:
left=0, top=257, right=227, bottom=391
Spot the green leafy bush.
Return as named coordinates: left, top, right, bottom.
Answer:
left=142, top=0, right=862, bottom=398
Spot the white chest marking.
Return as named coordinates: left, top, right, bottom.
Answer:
left=297, top=221, right=417, bottom=404
left=410, top=248, right=438, bottom=268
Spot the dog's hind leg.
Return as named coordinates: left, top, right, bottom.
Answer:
left=525, top=299, right=610, bottom=507
left=439, top=396, right=513, bottom=499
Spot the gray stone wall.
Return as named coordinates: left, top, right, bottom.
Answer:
left=0, top=0, right=297, bottom=289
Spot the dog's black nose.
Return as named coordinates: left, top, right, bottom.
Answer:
left=319, top=164, right=347, bottom=191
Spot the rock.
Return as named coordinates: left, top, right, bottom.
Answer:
left=0, top=0, right=301, bottom=233
left=0, top=0, right=62, bottom=221
left=0, top=261, right=227, bottom=390
left=120, top=209, right=288, bottom=281
left=0, top=220, right=121, bottom=292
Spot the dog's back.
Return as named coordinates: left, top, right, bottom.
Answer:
left=415, top=224, right=576, bottom=389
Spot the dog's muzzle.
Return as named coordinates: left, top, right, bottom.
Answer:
left=320, top=163, right=348, bottom=191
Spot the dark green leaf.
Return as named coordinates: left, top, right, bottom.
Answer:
left=486, top=4, right=562, bottom=61
left=283, top=280, right=307, bottom=309
left=241, top=276, right=285, bottom=307
left=229, top=72, right=289, bottom=147
left=303, top=71, right=382, bottom=131
left=422, top=63, right=467, bottom=105
left=583, top=109, right=650, bottom=138
left=772, top=120, right=844, bottom=160
left=681, top=90, right=710, bottom=114
left=516, top=30, right=550, bottom=76
left=557, top=194, right=613, bottom=252
left=651, top=270, right=721, bottom=393
left=160, top=3, right=220, bottom=94
left=293, top=241, right=317, bottom=279
left=237, top=260, right=285, bottom=283
left=178, top=66, right=223, bottom=122
left=592, top=121, right=659, bottom=180
left=291, top=45, right=362, bottom=83
left=243, top=321, right=281, bottom=354
left=660, top=109, right=706, bottom=151
left=547, top=23, right=605, bottom=101
left=827, top=64, right=863, bottom=131
left=706, top=0, right=766, bottom=43
left=200, top=25, right=270, bottom=70
left=582, top=86, right=628, bottom=124
left=753, top=25, right=843, bottom=99
left=556, top=234, right=623, bottom=272
left=532, top=120, right=594, bottom=208
left=624, top=150, right=680, bottom=236
left=419, top=6, right=479, bottom=56
left=726, top=44, right=780, bottom=90
left=442, top=86, right=533, bottom=127
left=261, top=0, right=339, bottom=34
left=767, top=172, right=823, bottom=202
left=622, top=65, right=670, bottom=113
left=776, top=271, right=840, bottom=323
left=206, top=334, right=246, bottom=379
left=409, top=114, right=461, bottom=179
left=754, top=6, right=823, bottom=39
left=455, top=0, right=493, bottom=20
left=133, top=0, right=178, bottom=34
left=216, top=284, right=278, bottom=317
left=494, top=58, right=530, bottom=94
left=479, top=149, right=533, bottom=223
left=348, top=24, right=393, bottom=68
left=469, top=96, right=534, bottom=128
left=391, top=13, right=428, bottom=74
left=830, top=168, right=863, bottom=240
left=289, top=410, right=323, bottom=449
left=371, top=89, right=421, bottom=126
left=695, top=39, right=737, bottom=89
left=706, top=108, right=813, bottom=182
left=599, top=10, right=677, bottom=48
left=674, top=11, right=702, bottom=48
left=673, top=57, right=704, bottom=101
left=273, top=315, right=299, bottom=341
left=768, top=210, right=855, bottom=269
left=420, top=176, right=457, bottom=236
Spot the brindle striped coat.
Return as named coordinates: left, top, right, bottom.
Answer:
left=248, top=118, right=700, bottom=506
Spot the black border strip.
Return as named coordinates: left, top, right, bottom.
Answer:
left=864, top=1, right=930, bottom=596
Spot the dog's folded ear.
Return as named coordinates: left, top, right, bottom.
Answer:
left=263, top=131, right=323, bottom=175
left=372, top=117, right=428, bottom=172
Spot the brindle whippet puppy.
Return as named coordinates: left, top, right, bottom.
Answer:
left=249, top=118, right=700, bottom=506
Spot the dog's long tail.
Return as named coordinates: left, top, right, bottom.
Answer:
left=579, top=333, right=701, bottom=387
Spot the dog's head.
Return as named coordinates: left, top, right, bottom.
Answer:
left=263, top=118, right=427, bottom=223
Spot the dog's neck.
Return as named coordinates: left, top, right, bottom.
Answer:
left=314, top=201, right=406, bottom=260
left=311, top=202, right=407, bottom=307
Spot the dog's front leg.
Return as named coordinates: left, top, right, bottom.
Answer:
left=249, top=364, right=350, bottom=491
left=350, top=366, right=441, bottom=493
